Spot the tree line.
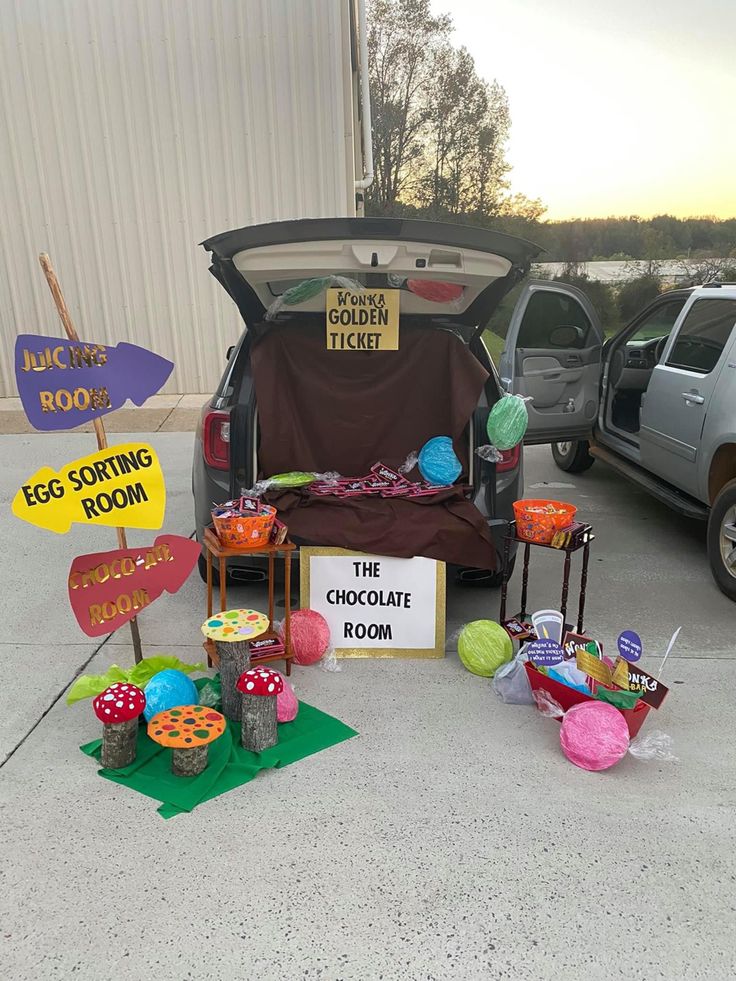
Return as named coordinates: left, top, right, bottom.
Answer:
left=366, top=0, right=736, bottom=261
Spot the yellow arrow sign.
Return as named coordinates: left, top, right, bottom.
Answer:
left=12, top=442, right=165, bottom=534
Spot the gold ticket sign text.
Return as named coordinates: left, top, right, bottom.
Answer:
left=12, top=442, right=166, bottom=534
left=575, top=648, right=613, bottom=687
left=326, top=288, right=400, bottom=351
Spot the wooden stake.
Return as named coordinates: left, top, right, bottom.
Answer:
left=38, top=253, right=144, bottom=663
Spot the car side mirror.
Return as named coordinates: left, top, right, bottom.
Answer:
left=225, top=345, right=235, bottom=362
left=549, top=325, right=585, bottom=347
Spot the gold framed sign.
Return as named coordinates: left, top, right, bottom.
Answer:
left=300, top=547, right=445, bottom=658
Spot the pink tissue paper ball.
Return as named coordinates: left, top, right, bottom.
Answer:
left=281, top=609, right=330, bottom=665
left=560, top=701, right=630, bottom=771
left=276, top=673, right=299, bottom=723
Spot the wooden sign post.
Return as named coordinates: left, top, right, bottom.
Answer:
left=38, top=253, right=144, bottom=663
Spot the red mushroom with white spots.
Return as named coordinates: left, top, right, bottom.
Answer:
left=92, top=682, right=146, bottom=768
left=236, top=667, right=284, bottom=752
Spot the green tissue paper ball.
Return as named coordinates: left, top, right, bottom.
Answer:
left=486, top=395, right=529, bottom=450
left=457, top=620, right=513, bottom=677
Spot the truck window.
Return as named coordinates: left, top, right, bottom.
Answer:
left=517, top=290, right=592, bottom=349
left=666, top=298, right=736, bottom=374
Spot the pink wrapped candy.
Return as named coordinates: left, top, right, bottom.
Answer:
left=560, top=701, right=630, bottom=771
left=281, top=609, right=330, bottom=665
left=276, top=673, right=299, bottom=723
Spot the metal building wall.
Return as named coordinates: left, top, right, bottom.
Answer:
left=0, top=0, right=358, bottom=396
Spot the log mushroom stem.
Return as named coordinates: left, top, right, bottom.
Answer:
left=171, top=745, right=209, bottom=777
left=215, top=639, right=251, bottom=720
left=100, top=718, right=138, bottom=769
left=241, top=693, right=278, bottom=752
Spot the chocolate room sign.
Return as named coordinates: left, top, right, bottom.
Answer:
left=68, top=534, right=200, bottom=636
left=12, top=442, right=165, bottom=534
left=325, top=289, right=400, bottom=352
left=300, top=547, right=445, bottom=657
left=15, top=333, right=173, bottom=431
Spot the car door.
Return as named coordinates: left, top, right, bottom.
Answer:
left=639, top=294, right=736, bottom=500
left=498, top=280, right=604, bottom=443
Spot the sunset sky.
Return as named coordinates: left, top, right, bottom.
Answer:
left=431, top=0, right=736, bottom=219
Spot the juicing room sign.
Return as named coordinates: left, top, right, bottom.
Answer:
left=300, top=547, right=445, bottom=657
left=325, top=288, right=400, bottom=351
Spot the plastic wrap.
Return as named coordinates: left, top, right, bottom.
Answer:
left=319, top=646, right=343, bottom=673
left=628, top=729, right=678, bottom=762
left=475, top=444, right=504, bottom=463
left=265, top=276, right=364, bottom=320
left=399, top=451, right=419, bottom=475
left=492, top=651, right=534, bottom=704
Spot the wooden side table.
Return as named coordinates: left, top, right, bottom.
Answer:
left=499, top=520, right=594, bottom=634
left=202, top=526, right=296, bottom=676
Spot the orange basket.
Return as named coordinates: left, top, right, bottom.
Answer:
left=212, top=504, right=277, bottom=549
left=513, top=499, right=577, bottom=544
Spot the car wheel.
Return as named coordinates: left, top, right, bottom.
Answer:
left=551, top=440, right=595, bottom=473
left=707, top=479, right=736, bottom=601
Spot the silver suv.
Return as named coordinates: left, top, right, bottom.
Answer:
left=497, top=281, right=736, bottom=600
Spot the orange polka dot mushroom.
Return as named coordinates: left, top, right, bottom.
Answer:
left=147, top=705, right=226, bottom=776
left=92, top=683, right=146, bottom=769
left=237, top=667, right=284, bottom=752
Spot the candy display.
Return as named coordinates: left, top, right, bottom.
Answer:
left=486, top=394, right=529, bottom=451
left=418, top=436, right=462, bottom=486
left=283, top=609, right=331, bottom=665
left=306, top=461, right=453, bottom=500
left=201, top=610, right=270, bottom=719
left=143, top=669, right=198, bottom=722
left=211, top=498, right=277, bottom=548
left=147, top=705, right=227, bottom=776
left=512, top=499, right=577, bottom=545
left=237, top=667, right=284, bottom=752
left=457, top=620, right=513, bottom=677
left=92, top=683, right=146, bottom=769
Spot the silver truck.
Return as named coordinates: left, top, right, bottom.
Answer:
left=498, top=281, right=736, bottom=601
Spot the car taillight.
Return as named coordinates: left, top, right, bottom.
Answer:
left=496, top=443, right=520, bottom=473
left=203, top=410, right=231, bottom=470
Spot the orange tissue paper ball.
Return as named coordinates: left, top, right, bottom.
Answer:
left=281, top=609, right=331, bottom=665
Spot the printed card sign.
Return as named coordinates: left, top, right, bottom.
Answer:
left=300, top=547, right=445, bottom=657
left=15, top=334, right=173, bottom=431
left=68, top=535, right=200, bottom=636
left=12, top=442, right=165, bottom=533
left=617, top=630, right=643, bottom=662
left=527, top=638, right=564, bottom=666
left=619, top=664, right=669, bottom=709
left=325, top=289, right=400, bottom=352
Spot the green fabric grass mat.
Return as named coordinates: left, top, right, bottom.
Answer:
left=81, top=698, right=357, bottom=819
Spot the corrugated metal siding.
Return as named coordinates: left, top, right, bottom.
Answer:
left=0, top=0, right=358, bottom=396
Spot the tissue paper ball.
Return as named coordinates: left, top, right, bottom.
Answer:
left=418, top=436, right=462, bottom=486
left=458, top=620, right=513, bottom=678
left=143, top=669, right=198, bottom=722
left=560, top=702, right=630, bottom=771
left=486, top=395, right=529, bottom=450
left=276, top=674, right=299, bottom=722
left=281, top=609, right=331, bottom=665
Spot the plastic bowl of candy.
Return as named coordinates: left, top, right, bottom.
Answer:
left=513, top=499, right=577, bottom=544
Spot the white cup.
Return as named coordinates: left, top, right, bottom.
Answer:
left=531, top=609, right=564, bottom=645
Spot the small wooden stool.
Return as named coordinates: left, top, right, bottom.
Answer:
left=201, top=525, right=296, bottom=676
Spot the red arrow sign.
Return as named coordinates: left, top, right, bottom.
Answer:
left=68, top=534, right=200, bottom=637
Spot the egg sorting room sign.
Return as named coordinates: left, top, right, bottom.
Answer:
left=300, top=547, right=445, bottom=658
left=12, top=442, right=165, bottom=534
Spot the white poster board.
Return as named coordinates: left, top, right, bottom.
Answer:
left=300, top=547, right=446, bottom=658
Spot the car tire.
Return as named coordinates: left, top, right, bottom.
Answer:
left=551, top=440, right=595, bottom=473
left=707, top=478, right=736, bottom=601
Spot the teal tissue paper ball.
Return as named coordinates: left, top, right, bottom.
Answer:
left=486, top=395, right=529, bottom=450
left=143, top=669, right=198, bottom=721
left=418, top=436, right=461, bottom=485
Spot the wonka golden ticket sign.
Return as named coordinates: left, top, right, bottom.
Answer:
left=325, top=289, right=400, bottom=351
left=15, top=334, right=174, bottom=431
left=68, top=534, right=200, bottom=636
left=12, top=443, right=165, bottom=534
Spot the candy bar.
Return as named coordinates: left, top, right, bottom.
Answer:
left=250, top=637, right=285, bottom=656
left=371, top=462, right=409, bottom=487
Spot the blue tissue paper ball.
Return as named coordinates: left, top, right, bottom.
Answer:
left=143, top=669, right=198, bottom=721
left=418, top=436, right=462, bottom=486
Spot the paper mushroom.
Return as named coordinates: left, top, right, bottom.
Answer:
left=237, top=667, right=284, bottom=752
left=147, top=705, right=227, bottom=776
left=201, top=609, right=270, bottom=720
left=418, top=436, right=462, bottom=486
left=92, top=682, right=146, bottom=769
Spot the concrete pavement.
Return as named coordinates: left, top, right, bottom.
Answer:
left=1, top=433, right=735, bottom=980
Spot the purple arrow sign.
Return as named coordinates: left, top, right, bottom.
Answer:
left=15, top=334, right=174, bottom=431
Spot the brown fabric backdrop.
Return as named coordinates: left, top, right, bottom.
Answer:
left=251, top=323, right=496, bottom=568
